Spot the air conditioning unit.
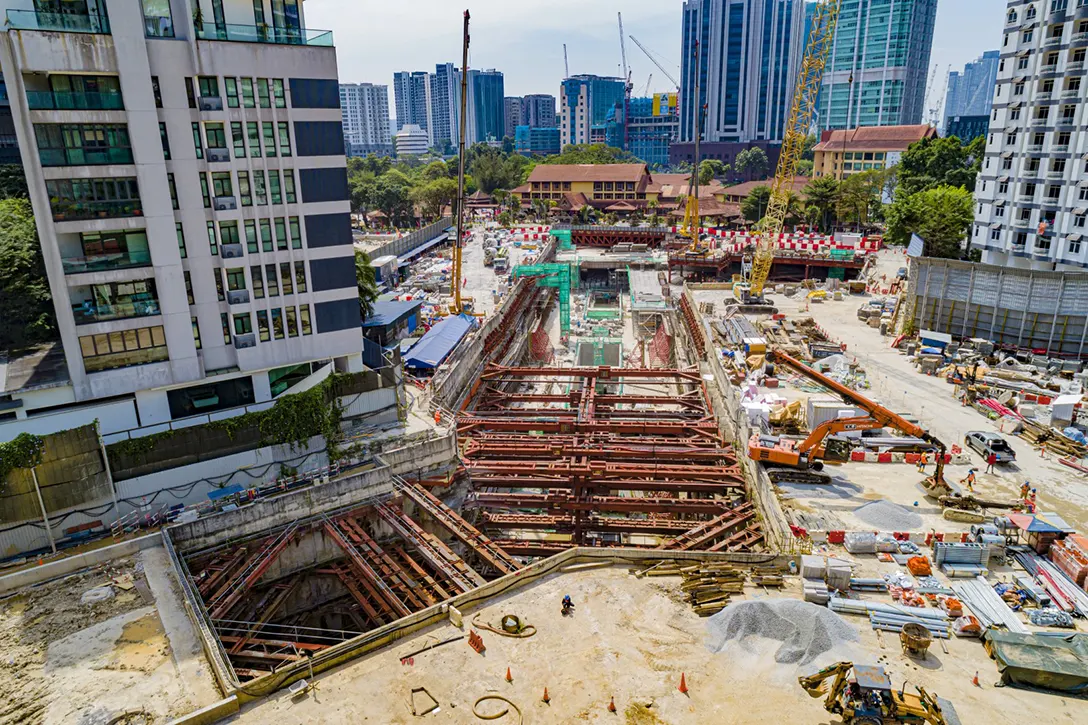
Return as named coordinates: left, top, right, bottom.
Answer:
left=206, top=147, right=230, bottom=163
left=199, top=96, right=223, bottom=111
left=233, top=333, right=257, bottom=350
left=221, top=243, right=245, bottom=259
left=227, top=289, right=250, bottom=305
left=213, top=196, right=237, bottom=211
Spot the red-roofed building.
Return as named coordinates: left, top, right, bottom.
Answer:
left=511, top=164, right=662, bottom=211
left=812, top=124, right=936, bottom=179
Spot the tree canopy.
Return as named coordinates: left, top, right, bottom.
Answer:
left=735, top=147, right=770, bottom=180
left=0, top=198, right=56, bottom=350
left=884, top=185, right=974, bottom=257
left=892, top=135, right=985, bottom=197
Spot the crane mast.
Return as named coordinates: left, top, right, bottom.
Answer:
left=450, top=9, right=470, bottom=315
left=681, top=40, right=702, bottom=251
left=735, top=0, right=842, bottom=304
left=563, top=43, right=569, bottom=79
left=618, top=13, right=632, bottom=150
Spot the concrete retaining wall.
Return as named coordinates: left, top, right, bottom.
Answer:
left=0, top=533, right=160, bottom=595
left=165, top=697, right=239, bottom=725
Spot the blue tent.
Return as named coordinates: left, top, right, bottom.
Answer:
left=404, top=314, right=476, bottom=370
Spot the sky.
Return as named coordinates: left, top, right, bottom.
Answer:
left=307, top=0, right=1004, bottom=119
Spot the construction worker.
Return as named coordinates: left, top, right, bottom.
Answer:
left=961, top=469, right=977, bottom=493
left=986, top=452, right=997, bottom=474
left=562, top=594, right=575, bottom=616
left=1039, top=439, right=1048, bottom=459
left=1027, top=489, right=1038, bottom=513
left=917, top=451, right=929, bottom=474
left=1020, top=481, right=1031, bottom=499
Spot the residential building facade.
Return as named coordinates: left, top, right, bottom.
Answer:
left=429, top=62, right=458, bottom=149
left=945, top=115, right=990, bottom=143
left=817, top=0, right=938, bottom=130
left=971, top=1, right=1088, bottom=271
left=679, top=0, right=806, bottom=144
left=393, top=124, right=429, bottom=156
left=944, top=51, right=1001, bottom=127
left=0, top=73, right=18, bottom=164
left=559, top=74, right=626, bottom=147
left=469, top=70, right=505, bottom=143
left=339, top=82, right=392, bottom=156
left=522, top=93, right=557, bottom=128
left=812, top=124, right=936, bottom=178
left=393, top=70, right=429, bottom=134
left=511, top=164, right=662, bottom=211
left=0, top=0, right=362, bottom=424
left=503, top=96, right=522, bottom=139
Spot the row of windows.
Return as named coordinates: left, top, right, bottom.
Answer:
left=200, top=216, right=303, bottom=256
left=192, top=121, right=292, bottom=159
left=212, top=305, right=313, bottom=345
left=188, top=170, right=298, bottom=208
left=35, top=124, right=132, bottom=166
left=182, top=76, right=287, bottom=110
left=79, top=325, right=168, bottom=373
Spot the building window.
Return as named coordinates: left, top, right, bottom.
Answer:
left=197, top=76, right=219, bottom=100
left=260, top=220, right=273, bottom=252
left=997, top=179, right=1008, bottom=194
left=286, top=307, right=298, bottom=337
left=233, top=313, right=252, bottom=336
left=34, top=123, right=133, bottom=166
left=257, top=310, right=270, bottom=342
left=231, top=122, right=245, bottom=158
left=211, top=171, right=232, bottom=198
left=184, top=270, right=194, bottom=303
left=238, top=171, right=252, bottom=206
left=192, top=122, right=203, bottom=158
left=199, top=173, right=211, bottom=207
left=205, top=122, right=227, bottom=149
left=284, top=171, right=296, bottom=203
left=220, top=221, right=240, bottom=247
left=167, top=173, right=178, bottom=210
left=241, top=78, right=255, bottom=108
left=991, top=228, right=1001, bottom=242
left=159, top=122, right=171, bottom=159
left=269, top=171, right=282, bottom=204
left=273, top=79, right=286, bottom=108
left=225, top=77, right=239, bottom=108
left=79, top=326, right=167, bottom=372
left=185, top=77, right=197, bottom=109
left=192, top=316, right=201, bottom=350
left=278, top=122, right=291, bottom=156
left=251, top=265, right=265, bottom=298
left=271, top=308, right=285, bottom=339
left=275, top=218, right=288, bottom=251
left=257, top=79, right=271, bottom=108
left=212, top=268, right=225, bottom=300
left=254, top=171, right=267, bottom=205
left=245, top=220, right=258, bottom=253
left=207, top=221, right=218, bottom=256
left=45, top=178, right=141, bottom=221
left=279, top=262, right=293, bottom=294
left=265, top=263, right=279, bottom=296
left=1070, top=239, right=1083, bottom=255
left=299, top=305, right=312, bottom=335
left=247, top=122, right=261, bottom=157
left=289, top=217, right=302, bottom=249
left=220, top=313, right=231, bottom=344
left=263, top=122, right=277, bottom=157
left=177, top=222, right=186, bottom=258
left=294, top=261, right=307, bottom=292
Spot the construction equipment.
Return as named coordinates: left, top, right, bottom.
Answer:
left=680, top=39, right=702, bottom=253
left=733, top=0, right=842, bottom=306
left=748, top=349, right=949, bottom=487
left=563, top=43, right=569, bottom=79
left=618, top=13, right=633, bottom=150
left=798, top=662, right=960, bottom=725
left=629, top=35, right=679, bottom=89
left=450, top=9, right=470, bottom=315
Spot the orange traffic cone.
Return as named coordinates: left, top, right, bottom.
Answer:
left=972, top=671, right=980, bottom=687
left=542, top=687, right=550, bottom=704
left=607, top=696, right=616, bottom=713
left=678, top=672, right=689, bottom=694
left=505, top=667, right=513, bottom=683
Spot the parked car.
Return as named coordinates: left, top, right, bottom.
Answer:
left=964, top=431, right=1016, bottom=463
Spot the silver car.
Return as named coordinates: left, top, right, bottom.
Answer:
left=964, top=431, right=1016, bottom=463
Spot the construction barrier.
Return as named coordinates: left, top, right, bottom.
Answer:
left=810, top=529, right=974, bottom=545
left=848, top=451, right=967, bottom=465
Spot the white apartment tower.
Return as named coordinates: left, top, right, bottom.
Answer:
left=339, top=82, right=392, bottom=156
left=0, top=0, right=363, bottom=428
left=971, top=1, right=1088, bottom=271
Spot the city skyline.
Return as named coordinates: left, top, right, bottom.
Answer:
left=313, top=0, right=1002, bottom=122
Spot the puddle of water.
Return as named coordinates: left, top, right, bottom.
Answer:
left=108, top=613, right=170, bottom=672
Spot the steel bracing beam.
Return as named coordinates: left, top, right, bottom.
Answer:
left=227, top=575, right=301, bottom=655
left=375, top=503, right=485, bottom=591
left=468, top=492, right=733, bottom=515
left=657, top=502, right=760, bottom=551
left=481, top=512, right=703, bottom=535
left=206, top=522, right=301, bottom=620
left=322, top=518, right=413, bottom=619
left=334, top=514, right=434, bottom=610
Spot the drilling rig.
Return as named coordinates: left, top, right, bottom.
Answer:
left=732, top=0, right=842, bottom=305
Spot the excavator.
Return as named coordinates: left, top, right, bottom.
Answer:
left=749, top=348, right=949, bottom=487
left=798, top=661, right=961, bottom=725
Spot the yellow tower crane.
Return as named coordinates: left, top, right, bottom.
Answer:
left=733, top=0, right=842, bottom=305
left=681, top=39, right=703, bottom=253
left=450, top=9, right=471, bottom=315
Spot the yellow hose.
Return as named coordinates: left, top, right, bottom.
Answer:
left=473, top=694, right=523, bottom=723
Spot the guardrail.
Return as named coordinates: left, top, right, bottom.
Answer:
left=364, top=217, right=452, bottom=260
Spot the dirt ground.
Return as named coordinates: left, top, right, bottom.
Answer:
left=226, top=565, right=1079, bottom=725
left=0, top=546, right=219, bottom=725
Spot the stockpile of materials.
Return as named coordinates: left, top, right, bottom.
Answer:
left=706, top=599, right=859, bottom=666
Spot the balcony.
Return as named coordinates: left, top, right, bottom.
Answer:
left=1044, top=35, right=1064, bottom=46
left=1031, top=116, right=1050, bottom=126
left=1062, top=89, right=1081, bottom=98
left=198, top=96, right=223, bottom=112
left=1068, top=61, right=1086, bottom=71
left=233, top=333, right=257, bottom=350
left=26, top=90, right=123, bottom=111
left=1047, top=170, right=1066, bottom=178
left=1013, top=218, right=1033, bottom=228
left=144, top=15, right=174, bottom=38
left=213, top=196, right=237, bottom=211
left=62, top=248, right=151, bottom=275
left=1057, top=116, right=1078, bottom=127
left=206, top=147, right=231, bottom=163
left=221, top=243, right=245, bottom=259
left=39, top=146, right=133, bottom=167
left=1053, top=144, right=1070, bottom=152
left=194, top=21, right=333, bottom=46
left=1035, top=92, right=1052, bottom=100
left=72, top=298, right=161, bottom=325
left=227, top=289, right=250, bottom=305
left=51, top=200, right=142, bottom=223
left=1026, top=144, right=1044, bottom=152
left=5, top=9, right=110, bottom=34
left=1042, top=196, right=1062, bottom=206
left=1073, top=32, right=1088, bottom=43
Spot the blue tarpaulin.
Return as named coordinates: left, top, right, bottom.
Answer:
left=404, top=314, right=476, bottom=369
left=362, top=300, right=423, bottom=329
left=207, top=484, right=244, bottom=501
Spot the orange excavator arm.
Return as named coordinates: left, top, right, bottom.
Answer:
left=796, top=416, right=887, bottom=454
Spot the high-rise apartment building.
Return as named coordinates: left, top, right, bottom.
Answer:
left=971, top=2, right=1088, bottom=272
left=522, top=94, right=557, bottom=128
left=469, top=70, right=505, bottom=143
left=560, top=75, right=626, bottom=147
left=393, top=70, right=429, bottom=134
left=679, top=0, right=805, bottom=144
left=429, top=63, right=458, bottom=149
left=0, top=0, right=362, bottom=422
left=503, top=96, right=523, bottom=139
left=944, top=51, right=1001, bottom=126
left=339, top=83, right=392, bottom=156
left=817, top=0, right=938, bottom=130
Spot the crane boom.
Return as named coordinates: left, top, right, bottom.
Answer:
left=629, top=35, right=679, bottom=88
left=450, top=9, right=470, bottom=315
left=737, top=0, right=841, bottom=303
left=563, top=43, right=569, bottom=79
left=617, top=12, right=628, bottom=80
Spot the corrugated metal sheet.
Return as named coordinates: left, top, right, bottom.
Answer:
left=404, top=314, right=476, bottom=369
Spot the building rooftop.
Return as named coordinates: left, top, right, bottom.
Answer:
left=526, top=164, right=649, bottom=183
left=361, top=300, right=423, bottom=329
left=720, top=177, right=810, bottom=201
left=813, top=124, right=937, bottom=153
left=654, top=174, right=726, bottom=200
left=0, top=342, right=70, bottom=395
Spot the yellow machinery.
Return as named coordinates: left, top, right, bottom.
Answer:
left=681, top=40, right=702, bottom=253
left=733, top=0, right=842, bottom=304
left=449, top=10, right=471, bottom=315
left=798, top=662, right=961, bottom=725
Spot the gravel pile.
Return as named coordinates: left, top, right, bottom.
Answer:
left=853, top=499, right=922, bottom=530
left=706, top=599, right=859, bottom=666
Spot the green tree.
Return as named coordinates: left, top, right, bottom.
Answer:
left=411, top=177, right=458, bottom=221
left=735, top=147, right=770, bottom=180
left=0, top=198, right=56, bottom=350
left=802, top=176, right=839, bottom=233
left=884, top=185, right=973, bottom=257
left=741, top=185, right=772, bottom=224
left=893, top=135, right=983, bottom=197
left=354, top=250, right=380, bottom=319
left=543, top=143, right=638, bottom=165
left=800, top=134, right=818, bottom=161
left=372, top=170, right=415, bottom=227
left=796, top=159, right=814, bottom=177
left=349, top=172, right=376, bottom=219
left=836, top=169, right=886, bottom=228
left=420, top=160, right=452, bottom=182
left=0, top=166, right=28, bottom=199
left=698, top=159, right=728, bottom=185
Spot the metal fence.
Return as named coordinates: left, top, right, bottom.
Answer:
left=365, top=217, right=453, bottom=261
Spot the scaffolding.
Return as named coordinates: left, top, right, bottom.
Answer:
left=513, top=263, right=576, bottom=337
